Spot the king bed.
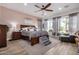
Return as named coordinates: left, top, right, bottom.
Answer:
left=20, top=25, right=49, bottom=46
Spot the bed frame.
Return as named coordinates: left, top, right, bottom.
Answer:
left=20, top=25, right=35, bottom=29
left=20, top=25, right=39, bottom=46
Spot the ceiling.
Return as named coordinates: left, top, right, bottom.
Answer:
left=0, top=3, right=79, bottom=18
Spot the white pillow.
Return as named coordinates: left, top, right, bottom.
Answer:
left=22, top=28, right=28, bottom=31
left=29, top=28, right=34, bottom=31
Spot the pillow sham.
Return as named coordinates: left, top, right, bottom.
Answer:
left=22, top=28, right=28, bottom=31
left=29, top=28, right=34, bottom=31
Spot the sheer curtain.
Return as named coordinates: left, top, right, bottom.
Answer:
left=69, top=13, right=78, bottom=34
left=42, top=19, right=48, bottom=31
left=47, top=19, right=53, bottom=31
left=57, top=17, right=61, bottom=33
left=53, top=18, right=57, bottom=33
left=53, top=17, right=61, bottom=35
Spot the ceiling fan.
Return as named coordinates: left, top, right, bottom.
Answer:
left=34, top=3, right=53, bottom=12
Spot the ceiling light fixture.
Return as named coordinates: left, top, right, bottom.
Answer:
left=24, top=3, right=27, bottom=6
left=44, top=12, right=47, bottom=16
left=41, top=11, right=47, bottom=16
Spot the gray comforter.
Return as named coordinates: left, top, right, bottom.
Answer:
left=21, top=30, right=48, bottom=40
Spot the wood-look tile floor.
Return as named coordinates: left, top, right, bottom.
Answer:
left=45, top=37, right=78, bottom=55
left=0, top=37, right=78, bottom=55
left=45, top=42, right=77, bottom=55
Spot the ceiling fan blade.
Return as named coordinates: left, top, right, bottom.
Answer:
left=34, top=5, right=41, bottom=8
left=45, top=9, right=53, bottom=11
left=43, top=3, right=51, bottom=9
left=34, top=9, right=42, bottom=12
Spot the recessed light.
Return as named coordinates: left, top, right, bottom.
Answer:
left=58, top=8, right=62, bottom=10
left=24, top=3, right=27, bottom=6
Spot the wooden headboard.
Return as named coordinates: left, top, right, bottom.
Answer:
left=20, top=25, right=35, bottom=29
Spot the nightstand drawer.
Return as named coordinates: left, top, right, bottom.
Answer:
left=12, top=32, right=21, bottom=40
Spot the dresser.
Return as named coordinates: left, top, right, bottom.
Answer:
left=0, top=25, right=8, bottom=48
left=12, top=32, right=21, bottom=40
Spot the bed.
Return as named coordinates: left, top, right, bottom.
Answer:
left=20, top=25, right=49, bottom=46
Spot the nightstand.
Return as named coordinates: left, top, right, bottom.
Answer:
left=12, top=32, right=21, bottom=40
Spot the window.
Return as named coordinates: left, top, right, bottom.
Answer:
left=59, top=16, right=69, bottom=33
